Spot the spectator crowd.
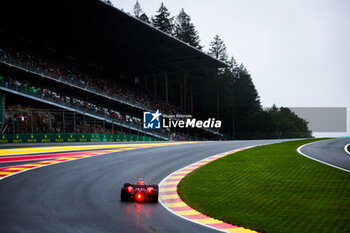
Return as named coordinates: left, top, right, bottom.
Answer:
left=0, top=47, right=184, bottom=115
left=0, top=46, right=199, bottom=141
left=0, top=75, right=142, bottom=126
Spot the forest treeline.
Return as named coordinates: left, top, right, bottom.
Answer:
left=112, top=1, right=312, bottom=139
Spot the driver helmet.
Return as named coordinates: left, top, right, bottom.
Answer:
left=138, top=178, right=144, bottom=185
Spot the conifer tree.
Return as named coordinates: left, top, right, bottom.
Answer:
left=133, top=1, right=143, bottom=18
left=139, top=13, right=151, bottom=24
left=174, top=9, right=202, bottom=49
left=152, top=3, right=174, bottom=35
left=208, top=35, right=228, bottom=62
left=234, top=64, right=261, bottom=110
left=208, top=35, right=229, bottom=119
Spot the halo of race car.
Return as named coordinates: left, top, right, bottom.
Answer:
left=120, top=179, right=159, bottom=203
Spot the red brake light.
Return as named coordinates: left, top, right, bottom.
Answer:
left=127, top=186, right=134, bottom=192
left=146, top=187, right=153, bottom=193
left=135, top=192, right=144, bottom=201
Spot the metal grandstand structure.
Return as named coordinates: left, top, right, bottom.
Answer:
left=0, top=0, right=227, bottom=140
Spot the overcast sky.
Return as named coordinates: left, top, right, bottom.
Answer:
left=112, top=0, right=350, bottom=137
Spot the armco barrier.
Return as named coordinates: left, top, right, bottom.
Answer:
left=0, top=133, right=162, bottom=144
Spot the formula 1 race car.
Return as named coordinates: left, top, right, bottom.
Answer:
left=120, top=179, right=159, bottom=203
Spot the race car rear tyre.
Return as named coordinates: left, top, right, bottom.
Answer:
left=120, top=188, right=129, bottom=202
left=150, top=189, right=159, bottom=203
left=152, top=184, right=159, bottom=190
left=123, top=183, right=131, bottom=188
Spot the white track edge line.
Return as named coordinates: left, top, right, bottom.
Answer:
left=158, top=145, right=270, bottom=233
left=157, top=139, right=333, bottom=232
left=0, top=142, right=189, bottom=157
left=344, top=143, right=350, bottom=156
left=297, top=140, right=350, bottom=173
left=0, top=144, right=165, bottom=181
left=158, top=149, right=243, bottom=233
left=0, top=142, right=197, bottom=181
left=0, top=151, right=129, bottom=181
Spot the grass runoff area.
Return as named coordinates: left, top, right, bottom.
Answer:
left=348, top=145, right=350, bottom=153
left=178, top=139, right=350, bottom=233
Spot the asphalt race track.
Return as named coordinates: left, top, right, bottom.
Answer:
left=299, top=138, right=350, bottom=172
left=0, top=140, right=287, bottom=233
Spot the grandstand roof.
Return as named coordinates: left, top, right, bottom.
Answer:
left=1, top=0, right=227, bottom=75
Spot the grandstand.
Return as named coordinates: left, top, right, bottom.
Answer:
left=0, top=0, right=227, bottom=141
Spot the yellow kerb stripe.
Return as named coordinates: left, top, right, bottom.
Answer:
left=195, top=218, right=223, bottom=224
left=5, top=167, right=28, bottom=171
left=226, top=228, right=258, bottom=233
left=0, top=142, right=194, bottom=156
left=160, top=187, right=177, bottom=192
left=162, top=181, right=179, bottom=185
left=175, top=171, right=191, bottom=174
left=0, top=172, right=14, bottom=175
left=164, top=202, right=187, bottom=207
left=175, top=210, right=201, bottom=216
left=161, top=194, right=180, bottom=199
left=22, top=164, right=44, bottom=167
left=169, top=175, right=186, bottom=178
left=38, top=160, right=59, bottom=164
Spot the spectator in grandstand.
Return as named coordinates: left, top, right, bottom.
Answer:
left=0, top=46, right=186, bottom=116
left=0, top=75, right=151, bottom=132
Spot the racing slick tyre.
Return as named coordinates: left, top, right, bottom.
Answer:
left=120, top=188, right=129, bottom=202
left=150, top=189, right=159, bottom=203
left=152, top=184, right=159, bottom=190
left=123, top=183, right=131, bottom=188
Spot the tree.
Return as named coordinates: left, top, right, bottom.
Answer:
left=152, top=3, right=174, bottom=35
left=208, top=35, right=229, bottom=120
left=232, top=64, right=262, bottom=139
left=268, top=106, right=312, bottom=138
left=245, top=109, right=276, bottom=139
left=234, top=64, right=261, bottom=111
left=139, top=13, right=151, bottom=24
left=174, top=9, right=202, bottom=49
left=208, top=35, right=228, bottom=62
left=133, top=1, right=143, bottom=18
left=105, top=0, right=113, bottom=5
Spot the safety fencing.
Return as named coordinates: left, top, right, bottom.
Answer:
left=0, top=133, right=161, bottom=144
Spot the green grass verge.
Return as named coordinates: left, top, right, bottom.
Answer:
left=178, top=139, right=350, bottom=233
left=347, top=144, right=350, bottom=154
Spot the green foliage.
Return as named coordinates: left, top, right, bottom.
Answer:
left=178, top=139, right=350, bottom=233
left=190, top=34, right=311, bottom=139
left=152, top=3, right=174, bottom=35
left=174, top=9, right=202, bottom=49
left=229, top=63, right=262, bottom=138
left=208, top=35, right=228, bottom=62
left=201, top=35, right=311, bottom=139
left=133, top=1, right=143, bottom=18
left=234, top=64, right=261, bottom=110
left=139, top=13, right=151, bottom=24
left=126, top=5, right=311, bottom=139
left=268, top=106, right=312, bottom=138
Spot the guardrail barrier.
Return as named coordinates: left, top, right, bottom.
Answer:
left=0, top=133, right=162, bottom=143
